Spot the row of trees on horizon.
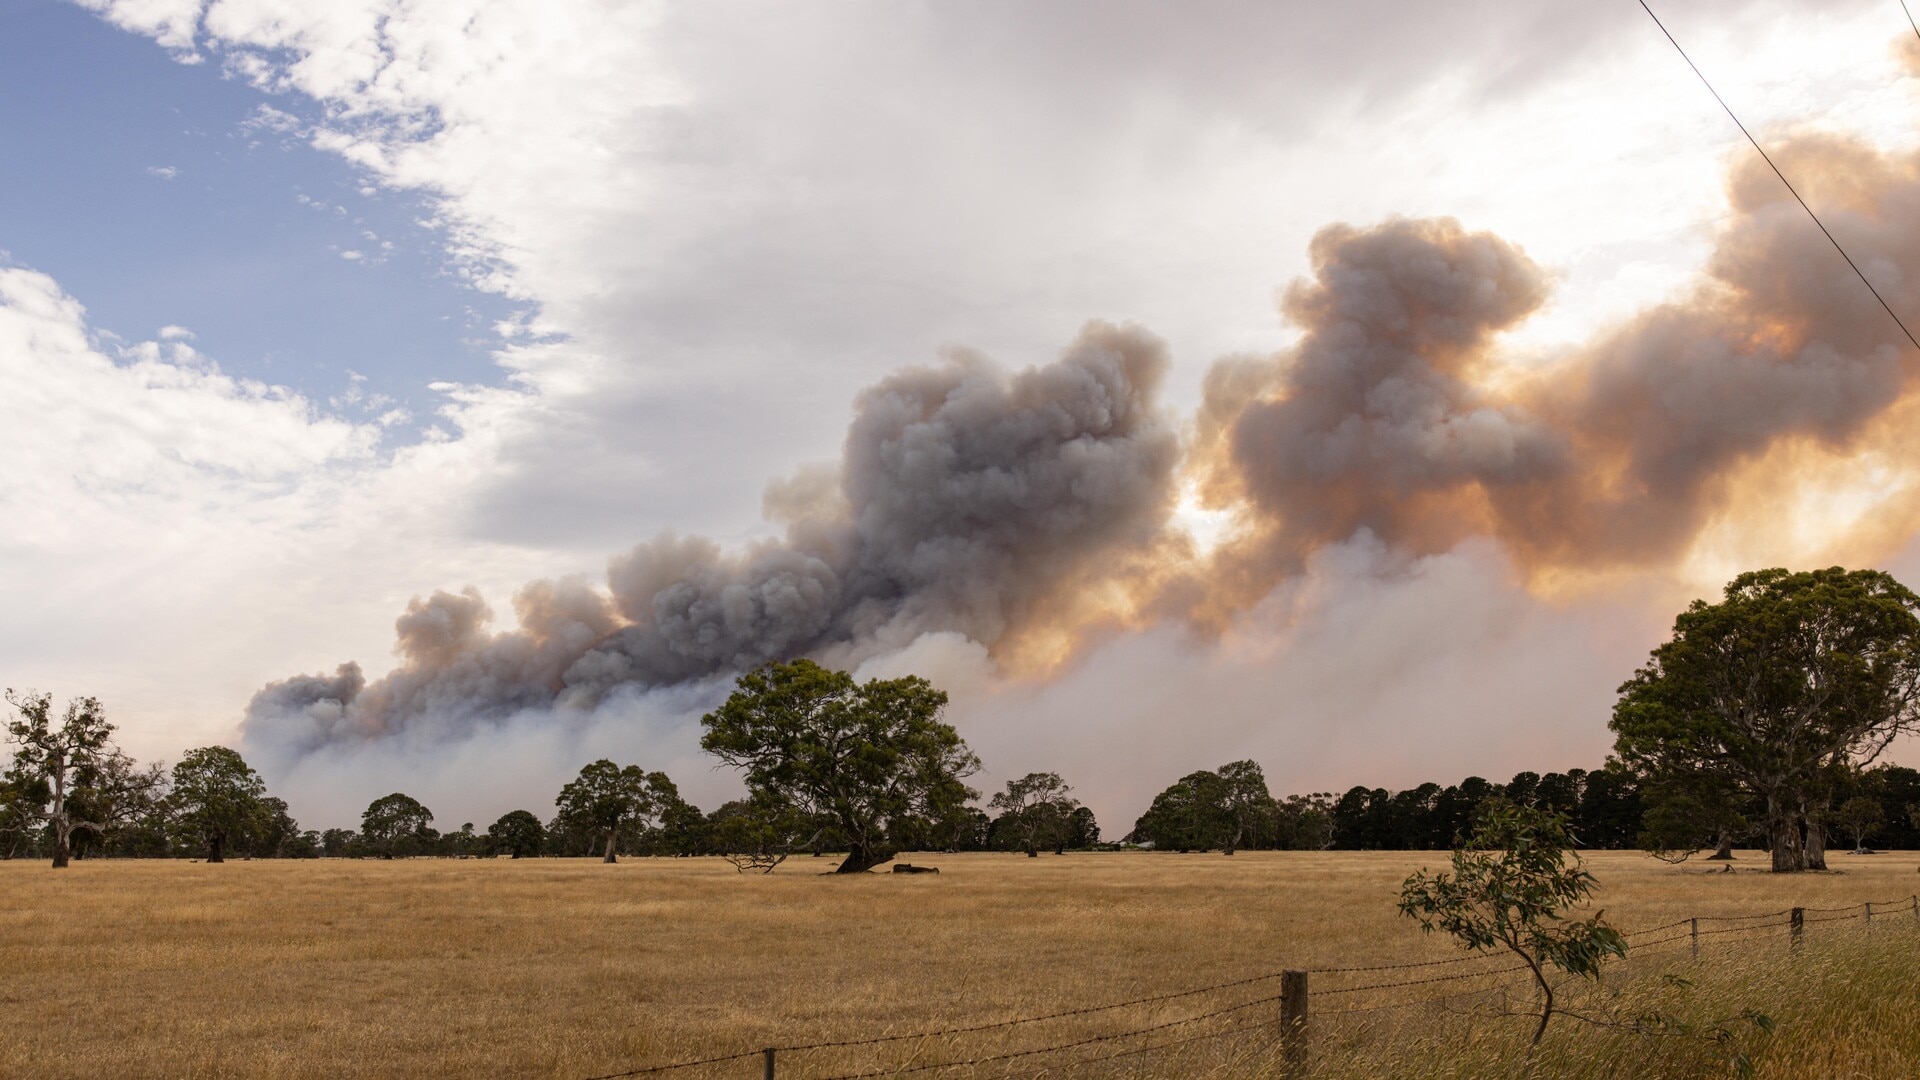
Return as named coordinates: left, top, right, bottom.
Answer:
left=8, top=566, right=1920, bottom=872
left=9, top=706, right=1920, bottom=866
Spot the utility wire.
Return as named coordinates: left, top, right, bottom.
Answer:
left=1636, top=0, right=1920, bottom=353
left=1902, top=0, right=1920, bottom=45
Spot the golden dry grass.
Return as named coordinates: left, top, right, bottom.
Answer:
left=1, top=849, right=1916, bottom=1078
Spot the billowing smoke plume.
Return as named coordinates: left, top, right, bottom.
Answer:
left=251, top=122, right=1920, bottom=766
left=1191, top=218, right=1566, bottom=589
left=246, top=323, right=1180, bottom=753
left=1193, top=129, right=1920, bottom=614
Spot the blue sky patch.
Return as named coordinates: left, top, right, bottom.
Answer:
left=0, top=0, right=518, bottom=428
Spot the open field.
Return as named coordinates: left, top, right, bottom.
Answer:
left=3, top=850, right=1919, bottom=1078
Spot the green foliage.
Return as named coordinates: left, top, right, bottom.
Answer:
left=4, top=688, right=121, bottom=867
left=1275, top=792, right=1335, bottom=850
left=1132, top=769, right=1229, bottom=851
left=700, top=659, right=979, bottom=873
left=486, top=810, right=545, bottom=858
left=553, top=759, right=678, bottom=862
left=242, top=796, right=302, bottom=858
left=706, top=796, right=814, bottom=873
left=1832, top=796, right=1885, bottom=850
left=1637, top=775, right=1754, bottom=863
left=987, top=772, right=1079, bottom=856
left=64, top=749, right=168, bottom=859
left=1612, top=567, right=1920, bottom=872
left=360, top=793, right=434, bottom=859
left=1131, top=761, right=1273, bottom=853
left=281, top=829, right=322, bottom=859
left=1063, top=805, right=1099, bottom=848
left=1214, top=759, right=1274, bottom=855
left=1399, top=802, right=1626, bottom=1046
left=168, top=746, right=267, bottom=863
left=647, top=784, right=707, bottom=857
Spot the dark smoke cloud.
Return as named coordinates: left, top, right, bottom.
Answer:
left=250, top=124, right=1920, bottom=762
left=1197, top=130, right=1920, bottom=603
left=1203, top=218, right=1566, bottom=567
left=245, top=322, right=1179, bottom=754
left=1511, top=132, right=1920, bottom=565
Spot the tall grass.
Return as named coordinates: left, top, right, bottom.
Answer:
left=0, top=850, right=1912, bottom=1077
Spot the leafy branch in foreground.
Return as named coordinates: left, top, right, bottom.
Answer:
left=1539, top=974, right=1776, bottom=1079
left=1398, top=801, right=1626, bottom=1046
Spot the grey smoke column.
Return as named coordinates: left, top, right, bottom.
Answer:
left=244, top=321, right=1179, bottom=754
left=247, top=127, right=1920, bottom=761
left=1217, top=216, right=1566, bottom=566
left=1197, top=130, right=1920, bottom=591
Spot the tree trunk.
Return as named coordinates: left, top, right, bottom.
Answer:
left=207, top=831, right=225, bottom=864
left=1804, top=817, right=1828, bottom=871
left=1766, top=794, right=1805, bottom=872
left=1532, top=971, right=1554, bottom=1047
left=49, top=750, right=70, bottom=869
left=602, top=832, right=618, bottom=864
left=1706, top=828, right=1735, bottom=860
left=1223, top=823, right=1243, bottom=857
left=835, top=841, right=894, bottom=873
left=1025, top=841, right=1038, bottom=858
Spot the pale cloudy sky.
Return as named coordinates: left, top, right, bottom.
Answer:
left=6, top=0, right=1920, bottom=829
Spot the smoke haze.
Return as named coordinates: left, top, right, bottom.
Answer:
left=244, top=120, right=1920, bottom=828
left=247, top=323, right=1180, bottom=759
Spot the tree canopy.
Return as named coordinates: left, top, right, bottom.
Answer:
left=361, top=793, right=435, bottom=859
left=1399, top=802, right=1626, bottom=1046
left=168, top=746, right=266, bottom=863
left=1130, top=761, right=1274, bottom=854
left=701, top=659, right=979, bottom=873
left=4, top=689, right=122, bottom=868
left=487, top=810, right=545, bottom=858
left=553, top=759, right=677, bottom=863
left=988, top=772, right=1080, bottom=856
left=1612, top=567, right=1920, bottom=872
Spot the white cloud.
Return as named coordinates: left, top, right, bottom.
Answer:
left=77, top=0, right=200, bottom=54
left=75, top=0, right=1911, bottom=556
left=0, top=266, right=572, bottom=772
left=156, top=323, right=193, bottom=340
left=47, top=0, right=1920, bottom=824
left=144, top=165, right=179, bottom=180
left=239, top=102, right=302, bottom=135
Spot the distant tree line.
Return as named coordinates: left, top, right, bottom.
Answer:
left=8, top=567, right=1920, bottom=872
left=1124, top=761, right=1632, bottom=853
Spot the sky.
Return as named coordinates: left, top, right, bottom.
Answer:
left=6, top=0, right=1920, bottom=832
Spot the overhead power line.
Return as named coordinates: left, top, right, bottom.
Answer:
left=1902, top=0, right=1920, bottom=45
left=1635, top=0, right=1920, bottom=353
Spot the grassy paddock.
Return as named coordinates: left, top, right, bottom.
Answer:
left=2, top=850, right=1917, bottom=1078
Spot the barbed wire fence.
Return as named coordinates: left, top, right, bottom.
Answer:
left=583, top=894, right=1920, bottom=1080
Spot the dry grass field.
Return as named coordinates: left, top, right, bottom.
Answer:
left=3, top=850, right=1918, bottom=1078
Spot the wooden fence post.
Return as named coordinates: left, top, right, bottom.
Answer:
left=763, top=1047, right=775, bottom=1079
left=1866, top=902, right=1873, bottom=926
left=1790, top=907, right=1804, bottom=951
left=1690, top=917, right=1698, bottom=959
left=1280, top=969, right=1309, bottom=1079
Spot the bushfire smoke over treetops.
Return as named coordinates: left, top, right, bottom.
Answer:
left=1192, top=126, right=1920, bottom=615
left=249, top=117, right=1920, bottom=762
left=247, top=324, right=1183, bottom=754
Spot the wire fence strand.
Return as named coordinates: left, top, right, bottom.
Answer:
left=586, top=893, right=1912, bottom=1078
left=812, top=990, right=1291, bottom=1080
